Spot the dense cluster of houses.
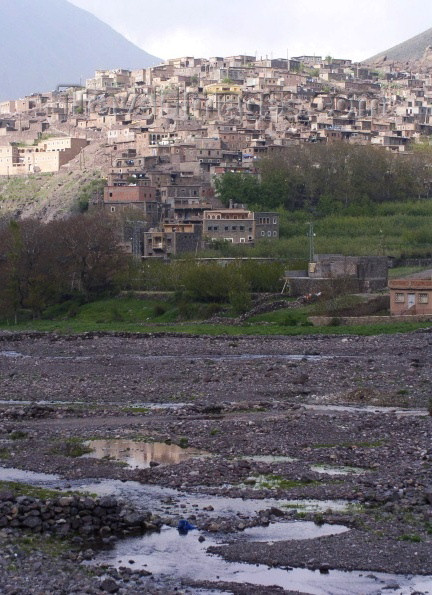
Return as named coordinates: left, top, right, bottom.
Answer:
left=1, top=53, right=432, bottom=258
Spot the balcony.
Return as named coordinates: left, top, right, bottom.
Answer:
left=199, top=158, right=221, bottom=165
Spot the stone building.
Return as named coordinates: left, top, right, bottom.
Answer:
left=143, top=222, right=202, bottom=258
left=286, top=254, right=388, bottom=296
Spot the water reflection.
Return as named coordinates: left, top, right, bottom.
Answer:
left=83, top=439, right=209, bottom=469
left=92, top=526, right=432, bottom=595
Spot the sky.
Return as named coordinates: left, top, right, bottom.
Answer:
left=69, top=0, right=432, bottom=63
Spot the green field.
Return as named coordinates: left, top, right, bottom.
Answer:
left=199, top=200, right=432, bottom=259
left=1, top=296, right=430, bottom=337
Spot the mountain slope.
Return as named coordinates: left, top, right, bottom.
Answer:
left=0, top=0, right=161, bottom=101
left=365, top=27, right=432, bottom=65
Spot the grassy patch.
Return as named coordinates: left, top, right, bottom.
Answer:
left=49, top=438, right=92, bottom=458
left=9, top=431, right=28, bottom=440
left=246, top=474, right=320, bottom=490
left=0, top=447, right=11, bottom=459
left=398, top=533, right=423, bottom=543
left=310, top=440, right=384, bottom=449
left=120, top=407, right=150, bottom=414
left=0, top=481, right=80, bottom=500
left=388, top=266, right=430, bottom=279
left=1, top=315, right=431, bottom=336
left=1, top=292, right=432, bottom=336
left=7, top=533, right=72, bottom=557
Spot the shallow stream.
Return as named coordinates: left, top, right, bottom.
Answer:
left=91, top=525, right=432, bottom=595
left=1, top=467, right=431, bottom=594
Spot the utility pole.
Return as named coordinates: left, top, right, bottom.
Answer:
left=307, top=221, right=315, bottom=263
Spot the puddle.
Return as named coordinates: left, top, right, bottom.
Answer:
left=91, top=526, right=432, bottom=595
left=0, top=351, right=26, bottom=358
left=0, top=400, right=186, bottom=410
left=227, top=521, right=348, bottom=542
left=310, top=465, right=367, bottom=476
left=83, top=439, right=209, bottom=469
left=303, top=404, right=427, bottom=417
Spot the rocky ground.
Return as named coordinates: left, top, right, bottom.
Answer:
left=0, top=330, right=431, bottom=594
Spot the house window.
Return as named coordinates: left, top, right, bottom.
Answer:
left=261, top=231, right=265, bottom=236
left=273, top=217, right=277, bottom=224
left=240, top=238, right=246, bottom=243
left=419, top=293, right=429, bottom=304
left=395, top=293, right=405, bottom=303
left=267, top=231, right=272, bottom=237
left=110, top=206, right=116, bottom=212
left=225, top=226, right=229, bottom=231
left=273, top=231, right=277, bottom=237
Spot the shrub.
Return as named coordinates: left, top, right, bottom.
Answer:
left=230, top=289, right=252, bottom=315
left=153, top=304, right=167, bottom=317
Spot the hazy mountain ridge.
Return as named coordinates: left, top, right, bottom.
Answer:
left=365, top=26, right=432, bottom=65
left=0, top=0, right=161, bottom=101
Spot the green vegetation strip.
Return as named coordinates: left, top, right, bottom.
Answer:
left=0, top=481, right=80, bottom=500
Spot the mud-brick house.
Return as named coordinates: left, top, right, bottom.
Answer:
left=388, top=278, right=432, bottom=315
left=143, top=222, right=202, bottom=258
left=103, top=185, right=163, bottom=228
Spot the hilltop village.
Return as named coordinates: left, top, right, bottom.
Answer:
left=0, top=54, right=431, bottom=255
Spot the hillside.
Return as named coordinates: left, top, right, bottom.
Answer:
left=0, top=0, right=160, bottom=101
left=0, top=137, right=111, bottom=220
left=365, top=26, right=432, bottom=66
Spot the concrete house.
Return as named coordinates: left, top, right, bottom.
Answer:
left=388, top=278, right=432, bottom=315
left=0, top=137, right=88, bottom=176
left=203, top=208, right=279, bottom=244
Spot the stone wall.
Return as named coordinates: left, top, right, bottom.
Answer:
left=287, top=277, right=360, bottom=297
left=309, top=314, right=432, bottom=326
left=0, top=492, right=161, bottom=538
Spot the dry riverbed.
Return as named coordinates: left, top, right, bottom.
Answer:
left=0, top=331, right=431, bottom=594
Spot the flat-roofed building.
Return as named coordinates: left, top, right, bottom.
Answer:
left=203, top=208, right=279, bottom=244
left=389, top=278, right=432, bottom=315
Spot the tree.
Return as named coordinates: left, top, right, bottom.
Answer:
left=213, top=172, right=260, bottom=206
left=0, top=212, right=131, bottom=322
